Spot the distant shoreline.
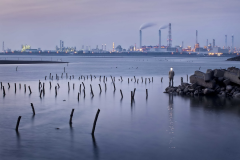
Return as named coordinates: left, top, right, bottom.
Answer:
left=226, top=56, right=240, bottom=61
left=0, top=60, right=68, bottom=64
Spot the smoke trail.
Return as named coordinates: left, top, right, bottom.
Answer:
left=140, top=22, right=157, bottom=30
left=160, top=24, right=168, bottom=29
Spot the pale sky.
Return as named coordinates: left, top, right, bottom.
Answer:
left=0, top=0, right=239, bottom=50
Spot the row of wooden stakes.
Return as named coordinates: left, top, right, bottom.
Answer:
left=15, top=103, right=100, bottom=136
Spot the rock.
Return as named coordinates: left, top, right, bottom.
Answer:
left=203, top=88, right=214, bottom=95
left=194, top=71, right=205, bottom=78
left=204, top=73, right=212, bottom=82
left=223, top=79, right=231, bottom=85
left=188, top=88, right=195, bottom=92
left=183, top=87, right=188, bottom=93
left=219, top=91, right=226, bottom=97
left=190, top=75, right=216, bottom=89
left=224, top=71, right=240, bottom=85
left=234, top=93, right=240, bottom=98
left=226, top=85, right=233, bottom=91
left=233, top=91, right=240, bottom=97
left=194, top=90, right=198, bottom=95
left=190, top=83, right=198, bottom=89
left=214, top=69, right=225, bottom=77
left=218, top=77, right=224, bottom=82
left=221, top=87, right=225, bottom=91
left=206, top=69, right=214, bottom=79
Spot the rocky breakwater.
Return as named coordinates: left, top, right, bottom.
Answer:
left=165, top=67, right=240, bottom=98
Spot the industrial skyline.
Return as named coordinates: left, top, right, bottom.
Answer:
left=0, top=0, right=239, bottom=50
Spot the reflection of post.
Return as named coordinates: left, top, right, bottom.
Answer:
left=168, top=94, right=175, bottom=149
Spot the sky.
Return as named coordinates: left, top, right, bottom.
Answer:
left=0, top=0, right=239, bottom=51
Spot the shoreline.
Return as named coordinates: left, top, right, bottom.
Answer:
left=0, top=60, right=68, bottom=64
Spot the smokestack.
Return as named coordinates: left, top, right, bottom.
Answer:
left=159, top=30, right=161, bottom=47
left=232, top=35, right=234, bottom=52
left=60, top=40, right=62, bottom=51
left=168, top=23, right=172, bottom=47
left=225, top=35, right=227, bottom=49
left=140, top=30, right=142, bottom=48
left=213, top=39, right=215, bottom=48
left=196, top=30, right=198, bottom=44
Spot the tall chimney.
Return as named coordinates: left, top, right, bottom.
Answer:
left=159, top=30, right=161, bottom=47
left=232, top=35, right=234, bottom=52
left=213, top=39, right=215, bottom=48
left=60, top=40, right=62, bottom=51
left=168, top=23, right=172, bottom=47
left=140, top=30, right=142, bottom=48
left=196, top=30, right=198, bottom=44
left=225, top=35, right=227, bottom=49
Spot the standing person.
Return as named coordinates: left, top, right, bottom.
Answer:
left=169, top=68, right=175, bottom=87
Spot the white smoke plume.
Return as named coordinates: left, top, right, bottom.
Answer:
left=140, top=22, right=157, bottom=30
left=160, top=24, right=168, bottom=29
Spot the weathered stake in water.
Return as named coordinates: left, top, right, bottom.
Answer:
left=91, top=109, right=100, bottom=135
left=31, top=103, right=35, bottom=115
left=69, top=109, right=74, bottom=124
left=15, top=116, right=21, bottom=132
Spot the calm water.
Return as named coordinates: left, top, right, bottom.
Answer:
left=0, top=56, right=240, bottom=160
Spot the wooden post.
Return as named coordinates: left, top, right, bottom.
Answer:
left=152, top=77, right=153, bottom=82
left=120, top=89, right=123, bottom=98
left=24, top=84, right=26, bottom=92
left=64, top=67, right=65, bottom=72
left=128, top=78, right=129, bottom=83
left=0, top=82, right=2, bottom=89
left=105, top=83, right=107, bottom=91
left=3, top=86, right=6, bottom=96
left=133, top=88, right=136, bottom=97
left=73, top=83, right=75, bottom=89
left=28, top=86, right=32, bottom=94
left=69, top=109, right=75, bottom=124
left=55, top=86, right=57, bottom=96
left=15, top=83, right=16, bottom=93
left=90, top=84, right=94, bottom=96
left=83, top=89, right=86, bottom=98
left=8, top=83, right=10, bottom=89
left=181, top=77, right=183, bottom=85
left=79, top=84, right=81, bottom=92
left=91, top=109, right=100, bottom=135
left=131, top=91, right=134, bottom=101
left=31, top=103, right=35, bottom=115
left=98, top=84, right=102, bottom=93
left=161, top=77, right=163, bottom=82
left=187, top=74, right=188, bottom=82
left=146, top=89, right=148, bottom=99
left=40, top=90, right=42, bottom=98
left=45, top=76, right=47, bottom=80
left=19, top=83, right=21, bottom=89
left=113, top=83, right=116, bottom=91
left=78, top=92, right=80, bottom=101
left=15, top=116, right=21, bottom=131
left=68, top=82, right=70, bottom=91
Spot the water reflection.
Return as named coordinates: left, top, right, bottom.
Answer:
left=92, top=135, right=99, bottom=160
left=168, top=94, right=175, bottom=149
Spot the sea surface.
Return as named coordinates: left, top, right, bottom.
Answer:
left=0, top=56, right=240, bottom=160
